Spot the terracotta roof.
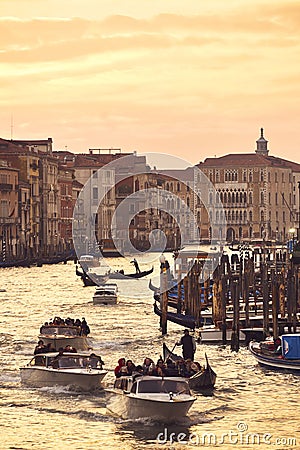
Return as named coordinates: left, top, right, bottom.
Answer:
left=197, top=153, right=300, bottom=171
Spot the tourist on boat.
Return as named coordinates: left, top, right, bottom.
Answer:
left=74, top=318, right=82, bottom=328
left=45, top=343, right=56, bottom=352
left=131, top=258, right=141, bottom=274
left=34, top=340, right=47, bottom=354
left=185, top=359, right=200, bottom=376
left=165, top=359, right=179, bottom=377
left=64, top=344, right=77, bottom=353
left=126, top=360, right=136, bottom=375
left=80, top=318, right=90, bottom=336
left=154, top=359, right=168, bottom=377
left=274, top=337, right=282, bottom=355
left=176, top=358, right=189, bottom=377
left=50, top=348, right=64, bottom=368
left=142, top=357, right=155, bottom=375
left=176, top=329, right=196, bottom=361
left=89, top=353, right=104, bottom=369
left=115, top=358, right=126, bottom=377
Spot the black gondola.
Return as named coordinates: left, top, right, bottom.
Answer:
left=163, top=343, right=216, bottom=391
left=154, top=302, right=196, bottom=329
left=108, top=267, right=154, bottom=279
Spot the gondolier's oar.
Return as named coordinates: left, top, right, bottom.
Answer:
left=163, top=342, right=178, bottom=363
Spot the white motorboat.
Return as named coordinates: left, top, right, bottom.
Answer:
left=20, top=352, right=107, bottom=391
left=106, top=375, right=196, bottom=421
left=93, top=283, right=118, bottom=305
left=39, top=324, right=91, bottom=351
left=198, top=324, right=246, bottom=343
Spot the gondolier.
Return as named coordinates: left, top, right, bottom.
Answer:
left=176, top=329, right=196, bottom=361
left=131, top=258, right=141, bottom=274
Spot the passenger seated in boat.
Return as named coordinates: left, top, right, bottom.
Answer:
left=185, top=359, right=200, bottom=376
left=176, top=358, right=189, bottom=377
left=80, top=318, right=90, bottom=336
left=45, top=343, right=56, bottom=353
left=142, top=357, right=155, bottom=375
left=50, top=348, right=64, bottom=369
left=134, top=365, right=144, bottom=375
left=126, top=360, right=136, bottom=375
left=153, top=359, right=168, bottom=377
left=89, top=353, right=104, bottom=369
left=34, top=340, right=47, bottom=355
left=274, top=338, right=282, bottom=355
left=64, top=344, right=77, bottom=353
left=165, top=359, right=179, bottom=377
left=115, top=358, right=126, bottom=377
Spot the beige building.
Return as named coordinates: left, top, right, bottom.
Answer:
left=197, top=129, right=300, bottom=243
left=0, top=160, right=19, bottom=262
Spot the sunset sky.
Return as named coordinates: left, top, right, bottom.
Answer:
left=1, top=0, right=300, bottom=165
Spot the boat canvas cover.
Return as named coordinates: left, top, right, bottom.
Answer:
left=282, top=334, right=300, bottom=359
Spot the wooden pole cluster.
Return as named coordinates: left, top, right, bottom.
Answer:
left=159, top=245, right=300, bottom=344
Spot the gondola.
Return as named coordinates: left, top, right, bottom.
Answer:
left=108, top=266, right=154, bottom=279
left=153, top=302, right=196, bottom=329
left=76, top=265, right=109, bottom=287
left=163, top=343, right=216, bottom=391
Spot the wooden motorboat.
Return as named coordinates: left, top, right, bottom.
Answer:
left=93, top=283, right=118, bottom=305
left=108, top=266, right=154, bottom=279
left=162, top=343, right=216, bottom=391
left=20, top=352, right=107, bottom=391
left=106, top=375, right=196, bottom=421
left=249, top=334, right=300, bottom=372
left=39, top=324, right=91, bottom=351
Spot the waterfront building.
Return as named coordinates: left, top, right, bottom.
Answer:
left=0, top=160, right=19, bottom=262
left=196, top=129, right=300, bottom=243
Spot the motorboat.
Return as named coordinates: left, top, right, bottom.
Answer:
left=20, top=352, right=107, bottom=391
left=249, top=334, right=300, bottom=372
left=39, top=324, right=91, bottom=351
left=197, top=324, right=246, bottom=344
left=162, top=343, right=216, bottom=391
left=93, top=283, right=118, bottom=305
left=106, top=375, right=196, bottom=421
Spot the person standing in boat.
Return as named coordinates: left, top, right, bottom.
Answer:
left=176, top=329, right=196, bottom=361
left=131, top=258, right=141, bottom=274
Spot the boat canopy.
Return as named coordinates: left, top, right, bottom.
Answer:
left=282, top=334, right=300, bottom=359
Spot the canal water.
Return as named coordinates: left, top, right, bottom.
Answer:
left=0, top=259, right=299, bottom=450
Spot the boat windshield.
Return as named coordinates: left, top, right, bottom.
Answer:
left=40, top=326, right=80, bottom=336
left=47, top=355, right=100, bottom=369
left=136, top=379, right=190, bottom=395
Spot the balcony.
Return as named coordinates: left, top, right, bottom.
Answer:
left=0, top=183, right=13, bottom=191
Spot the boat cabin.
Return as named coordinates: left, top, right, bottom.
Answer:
left=114, top=375, right=191, bottom=395
left=40, top=325, right=81, bottom=337
left=27, top=352, right=103, bottom=369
